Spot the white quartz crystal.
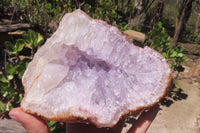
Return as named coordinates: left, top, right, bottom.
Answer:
left=21, top=9, right=172, bottom=127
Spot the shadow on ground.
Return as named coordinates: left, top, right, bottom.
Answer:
left=124, top=83, right=188, bottom=128
left=160, top=83, right=188, bottom=107
left=124, top=117, right=136, bottom=128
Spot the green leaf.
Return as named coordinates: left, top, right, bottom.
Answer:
left=50, top=126, right=56, bottom=132
left=3, top=91, right=8, bottom=97
left=8, top=103, right=13, bottom=110
left=0, top=74, right=9, bottom=83
left=7, top=75, right=14, bottom=81
left=20, top=58, right=32, bottom=64
left=16, top=65, right=26, bottom=79
left=23, top=30, right=37, bottom=47
left=0, top=101, right=6, bottom=113
left=8, top=93, right=17, bottom=99
left=6, top=63, right=17, bottom=75
left=177, top=53, right=183, bottom=57
left=48, top=121, right=56, bottom=127
left=22, top=30, right=44, bottom=48
left=47, top=121, right=57, bottom=131
left=35, top=33, right=44, bottom=47
left=4, top=41, right=14, bottom=50
left=171, top=62, right=177, bottom=67
left=45, top=3, right=52, bottom=10
left=0, top=82, right=10, bottom=89
left=14, top=39, right=25, bottom=53
left=4, top=41, right=17, bottom=54
left=6, top=87, right=15, bottom=93
left=162, top=52, right=167, bottom=58
left=14, top=58, right=31, bottom=79
left=4, top=39, right=25, bottom=55
left=18, top=1, right=28, bottom=9
left=6, top=63, right=13, bottom=75
left=169, top=51, right=178, bottom=58
left=17, top=94, right=23, bottom=103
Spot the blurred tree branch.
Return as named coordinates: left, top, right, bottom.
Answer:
left=173, top=0, right=195, bottom=45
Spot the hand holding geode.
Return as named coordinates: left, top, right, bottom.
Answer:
left=21, top=9, right=172, bottom=128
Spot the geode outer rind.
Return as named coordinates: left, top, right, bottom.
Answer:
left=20, top=9, right=172, bottom=128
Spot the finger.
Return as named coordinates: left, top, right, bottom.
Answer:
left=109, top=117, right=126, bottom=133
left=66, top=122, right=107, bottom=133
left=128, top=104, right=160, bottom=133
left=66, top=117, right=125, bottom=133
left=9, top=107, right=50, bottom=133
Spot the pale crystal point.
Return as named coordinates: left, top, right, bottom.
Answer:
left=21, top=9, right=172, bottom=127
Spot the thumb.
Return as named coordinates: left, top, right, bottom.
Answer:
left=128, top=104, right=160, bottom=133
left=9, top=107, right=50, bottom=133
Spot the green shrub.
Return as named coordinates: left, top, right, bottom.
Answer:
left=182, top=28, right=200, bottom=44
left=90, top=0, right=120, bottom=26
left=0, top=30, right=44, bottom=117
left=131, top=26, right=141, bottom=32
left=196, top=37, right=200, bottom=44
left=9, top=0, right=119, bottom=33
left=161, top=17, right=173, bottom=30
left=4, top=0, right=136, bottom=34
left=9, top=0, right=73, bottom=33
left=146, top=22, right=185, bottom=72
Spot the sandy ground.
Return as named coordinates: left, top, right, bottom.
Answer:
left=0, top=119, right=26, bottom=133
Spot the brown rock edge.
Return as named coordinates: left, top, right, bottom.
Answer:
left=20, top=72, right=173, bottom=128
left=20, top=10, right=173, bottom=128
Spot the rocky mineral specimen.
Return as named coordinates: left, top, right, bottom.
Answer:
left=21, top=9, right=172, bottom=128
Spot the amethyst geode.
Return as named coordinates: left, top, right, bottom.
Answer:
left=21, top=9, right=172, bottom=127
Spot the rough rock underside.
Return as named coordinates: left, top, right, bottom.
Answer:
left=21, top=9, right=172, bottom=128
